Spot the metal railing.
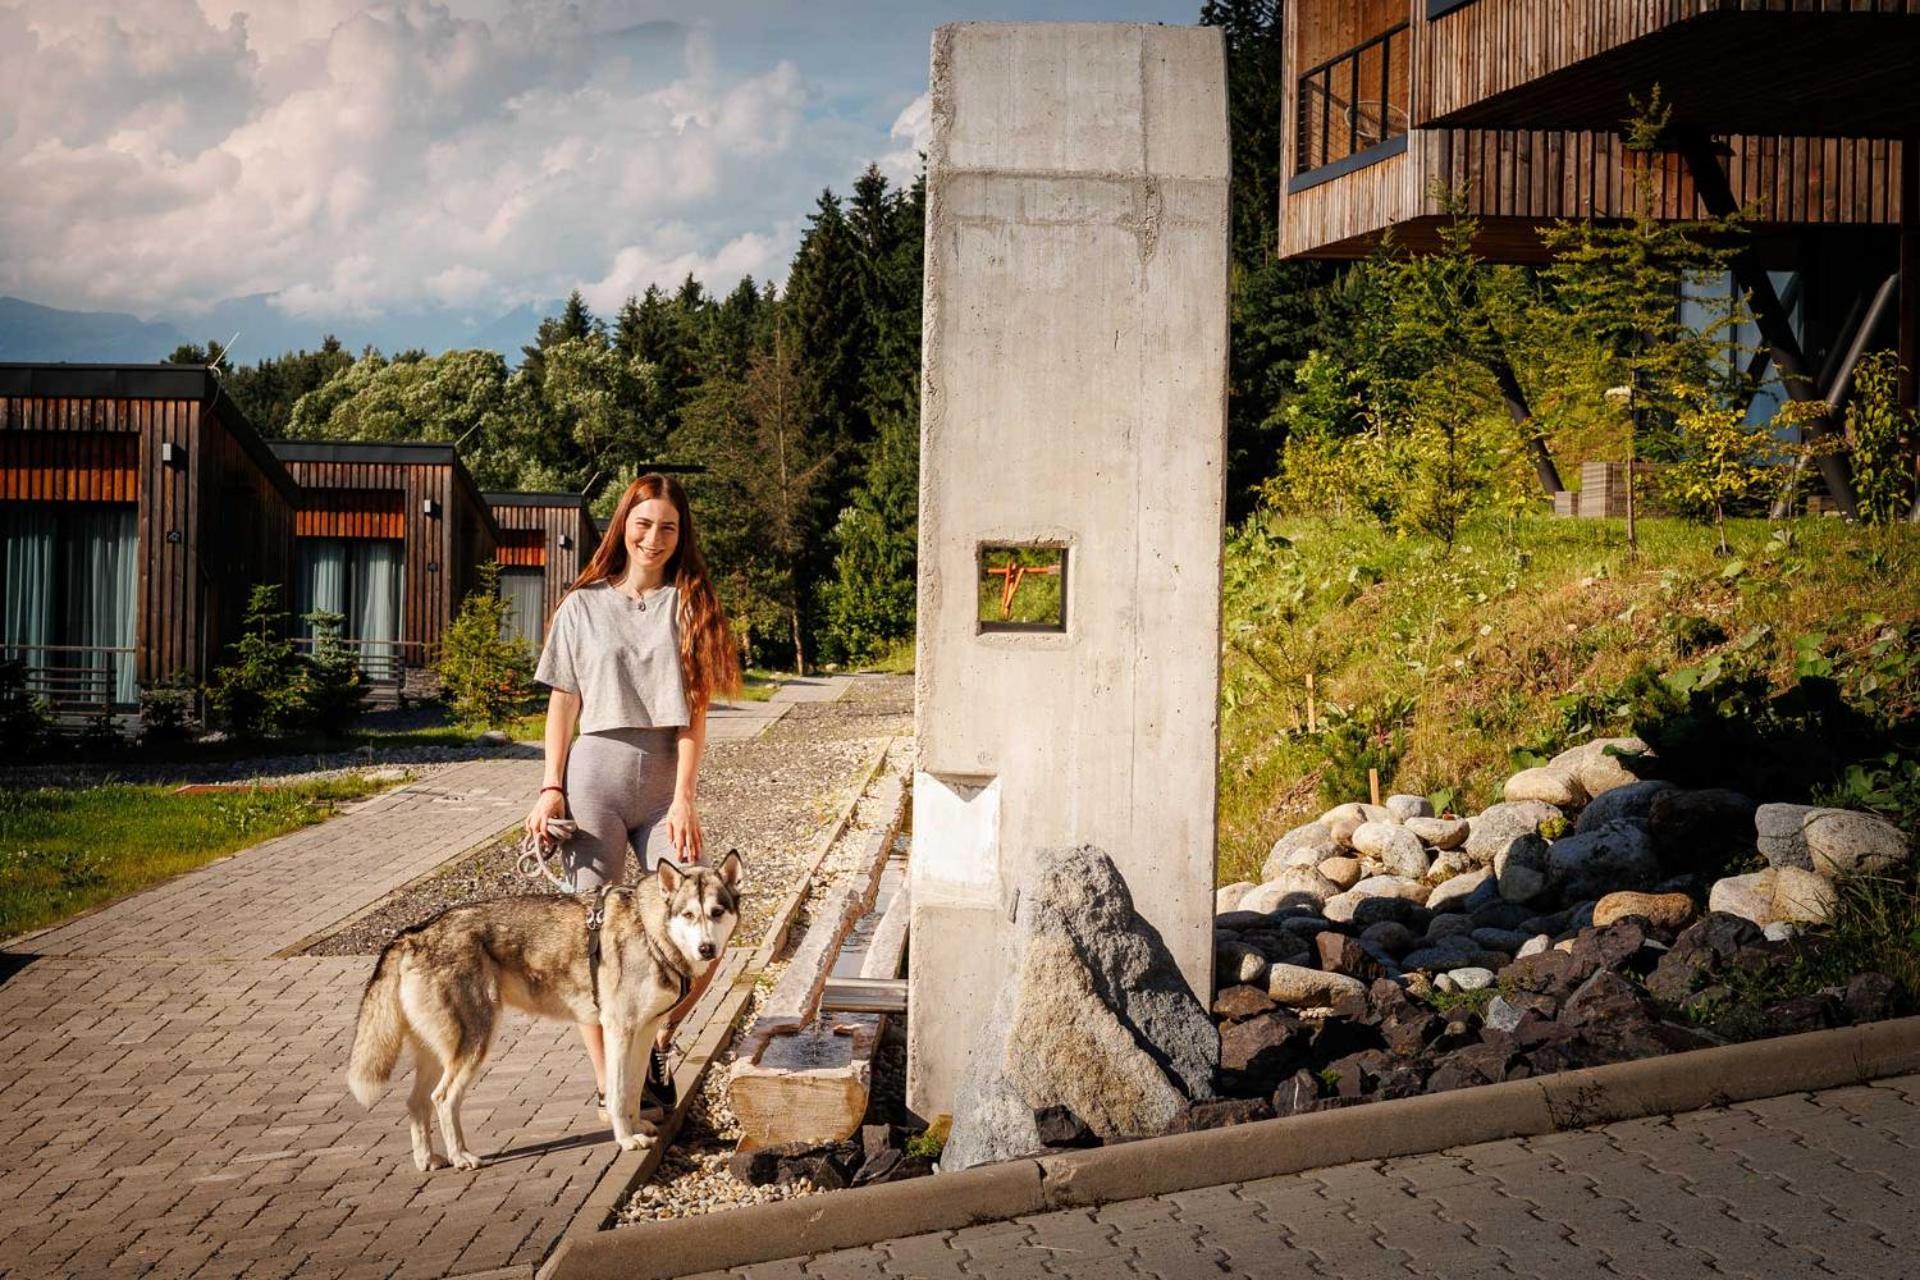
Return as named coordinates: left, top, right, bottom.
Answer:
left=294, top=636, right=407, bottom=690
left=1295, top=22, right=1411, bottom=175
left=1, top=644, right=136, bottom=714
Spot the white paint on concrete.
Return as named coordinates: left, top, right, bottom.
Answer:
left=907, top=21, right=1229, bottom=1118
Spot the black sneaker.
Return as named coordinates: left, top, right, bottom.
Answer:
left=643, top=1046, right=678, bottom=1112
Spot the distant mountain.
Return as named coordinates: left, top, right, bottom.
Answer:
left=0, top=296, right=187, bottom=363
left=1, top=294, right=547, bottom=368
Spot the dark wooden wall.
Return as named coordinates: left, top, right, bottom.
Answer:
left=487, top=500, right=596, bottom=634
left=0, top=394, right=294, bottom=691
left=280, top=458, right=497, bottom=665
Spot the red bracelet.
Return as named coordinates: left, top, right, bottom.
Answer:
left=541, top=785, right=566, bottom=796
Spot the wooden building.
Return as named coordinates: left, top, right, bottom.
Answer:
left=1280, top=0, right=1920, bottom=510
left=483, top=491, right=597, bottom=653
left=269, top=441, right=500, bottom=686
left=0, top=363, right=296, bottom=711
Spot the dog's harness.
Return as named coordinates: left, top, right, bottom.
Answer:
left=583, top=886, right=690, bottom=1013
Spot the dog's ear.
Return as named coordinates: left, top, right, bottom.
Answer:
left=717, top=848, right=745, bottom=891
left=656, top=858, right=684, bottom=893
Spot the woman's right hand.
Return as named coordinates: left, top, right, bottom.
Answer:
left=525, top=788, right=568, bottom=840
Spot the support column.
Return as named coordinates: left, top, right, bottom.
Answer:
left=1677, top=132, right=1859, bottom=519
left=907, top=23, right=1230, bottom=1119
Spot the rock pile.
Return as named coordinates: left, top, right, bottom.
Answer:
left=1218, top=741, right=1911, bottom=999
left=727, top=1123, right=934, bottom=1190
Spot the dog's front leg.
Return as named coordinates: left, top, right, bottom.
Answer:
left=603, top=1020, right=656, bottom=1153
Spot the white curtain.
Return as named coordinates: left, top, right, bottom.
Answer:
left=64, top=508, right=137, bottom=704
left=500, top=569, right=545, bottom=653
left=351, top=541, right=402, bottom=664
left=297, top=539, right=348, bottom=626
left=1, top=506, right=56, bottom=674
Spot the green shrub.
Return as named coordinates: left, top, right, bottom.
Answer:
left=208, top=585, right=315, bottom=739
left=137, top=673, right=199, bottom=746
left=1316, top=695, right=1412, bottom=805
left=437, top=562, right=535, bottom=727
left=0, top=659, right=48, bottom=754
left=302, top=610, right=368, bottom=737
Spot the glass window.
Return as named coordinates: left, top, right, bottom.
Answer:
left=499, top=568, right=546, bottom=653
left=0, top=504, right=137, bottom=706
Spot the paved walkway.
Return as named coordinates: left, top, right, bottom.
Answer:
left=0, top=678, right=872, bottom=1280
left=691, top=1074, right=1920, bottom=1279
left=707, top=675, right=856, bottom=743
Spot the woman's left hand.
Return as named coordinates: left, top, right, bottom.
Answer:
left=665, top=796, right=704, bottom=865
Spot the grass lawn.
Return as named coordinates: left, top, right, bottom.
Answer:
left=1218, top=513, right=1920, bottom=885
left=0, top=773, right=404, bottom=939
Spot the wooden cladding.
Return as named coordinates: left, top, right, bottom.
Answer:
left=296, top=489, right=406, bottom=538
left=496, top=528, right=546, bottom=567
left=1417, top=0, right=1920, bottom=137
left=487, top=497, right=595, bottom=636
left=0, top=431, right=137, bottom=501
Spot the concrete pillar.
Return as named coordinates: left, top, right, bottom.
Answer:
left=907, top=22, right=1230, bottom=1120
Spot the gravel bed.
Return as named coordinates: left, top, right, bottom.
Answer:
left=305, top=675, right=913, bottom=957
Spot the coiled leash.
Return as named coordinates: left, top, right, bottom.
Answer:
left=517, top=817, right=580, bottom=893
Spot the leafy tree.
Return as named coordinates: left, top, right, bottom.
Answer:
left=436, top=563, right=535, bottom=727
left=1844, top=352, right=1918, bottom=526
left=1663, top=399, right=1768, bottom=554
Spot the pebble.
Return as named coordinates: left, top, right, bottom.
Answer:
left=1447, top=967, right=1495, bottom=992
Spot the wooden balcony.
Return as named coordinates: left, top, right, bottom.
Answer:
left=1419, top=0, right=1920, bottom=139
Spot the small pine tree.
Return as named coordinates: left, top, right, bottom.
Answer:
left=209, top=584, right=315, bottom=739
left=302, top=610, right=368, bottom=736
left=436, top=563, right=535, bottom=727
left=0, top=658, right=49, bottom=754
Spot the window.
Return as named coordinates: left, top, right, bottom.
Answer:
left=977, top=545, right=1067, bottom=634
left=295, top=538, right=405, bottom=667
left=0, top=504, right=137, bottom=706
left=499, top=568, right=546, bottom=652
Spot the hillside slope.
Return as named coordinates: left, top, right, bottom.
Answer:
left=1218, top=514, right=1920, bottom=885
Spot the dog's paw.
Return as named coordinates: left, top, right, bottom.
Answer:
left=616, top=1131, right=656, bottom=1152
left=448, top=1150, right=483, bottom=1171
left=415, top=1152, right=450, bottom=1172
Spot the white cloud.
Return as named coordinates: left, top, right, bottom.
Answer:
left=876, top=91, right=931, bottom=186
left=0, top=0, right=902, bottom=338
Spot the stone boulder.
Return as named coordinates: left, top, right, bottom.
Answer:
left=1386, top=793, right=1434, bottom=822
left=1466, top=801, right=1563, bottom=867
left=1647, top=788, right=1757, bottom=871
left=1215, top=939, right=1269, bottom=987
left=1215, top=882, right=1254, bottom=914
left=1757, top=804, right=1910, bottom=878
left=1405, top=816, right=1470, bottom=849
left=1262, top=822, right=1336, bottom=881
left=1426, top=868, right=1492, bottom=913
left=1351, top=822, right=1430, bottom=880
left=1574, top=780, right=1677, bottom=835
left=945, top=845, right=1216, bottom=1171
left=1546, top=822, right=1660, bottom=902
left=1592, top=891, right=1696, bottom=934
left=1267, top=963, right=1367, bottom=1007
left=1316, top=856, right=1363, bottom=890
left=1241, top=869, right=1341, bottom=914
left=1504, top=766, right=1586, bottom=809
left=1548, top=737, right=1653, bottom=799
left=1708, top=867, right=1836, bottom=929
left=1494, top=834, right=1550, bottom=904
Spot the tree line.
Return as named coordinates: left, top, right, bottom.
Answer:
left=172, top=166, right=924, bottom=673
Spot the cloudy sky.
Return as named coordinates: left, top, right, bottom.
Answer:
left=1, top=0, right=1197, bottom=354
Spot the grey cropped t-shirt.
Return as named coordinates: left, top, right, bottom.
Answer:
left=534, top=581, right=691, bottom=733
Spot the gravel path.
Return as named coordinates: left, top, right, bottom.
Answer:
left=305, top=675, right=912, bottom=957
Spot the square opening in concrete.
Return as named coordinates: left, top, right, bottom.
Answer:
left=976, top=544, right=1067, bottom=633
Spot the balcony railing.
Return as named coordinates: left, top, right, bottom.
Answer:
left=294, top=637, right=407, bottom=690
left=1, top=644, right=136, bottom=714
left=1295, top=22, right=1411, bottom=176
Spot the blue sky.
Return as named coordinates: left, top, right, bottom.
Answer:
left=0, top=0, right=1198, bottom=355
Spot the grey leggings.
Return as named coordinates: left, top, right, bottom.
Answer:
left=565, top=727, right=680, bottom=890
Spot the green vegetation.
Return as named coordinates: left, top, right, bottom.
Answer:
left=206, top=585, right=366, bottom=740
left=0, top=773, right=403, bottom=938
left=1218, top=514, right=1920, bottom=885
left=436, top=563, right=536, bottom=728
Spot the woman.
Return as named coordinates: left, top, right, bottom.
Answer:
left=524, top=473, right=741, bottom=1116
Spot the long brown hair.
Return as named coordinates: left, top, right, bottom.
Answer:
left=570, top=474, right=741, bottom=712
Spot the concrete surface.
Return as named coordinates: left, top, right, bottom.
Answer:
left=681, top=1073, right=1920, bottom=1278
left=909, top=20, right=1231, bottom=1119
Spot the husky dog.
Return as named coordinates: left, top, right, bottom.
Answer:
left=346, top=852, right=743, bottom=1171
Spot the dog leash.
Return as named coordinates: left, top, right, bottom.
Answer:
left=517, top=818, right=580, bottom=893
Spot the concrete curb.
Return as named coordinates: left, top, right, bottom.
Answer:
left=537, top=733, right=902, bottom=1280
left=543, top=1014, right=1920, bottom=1280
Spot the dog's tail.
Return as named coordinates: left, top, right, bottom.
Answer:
left=347, top=941, right=409, bottom=1107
